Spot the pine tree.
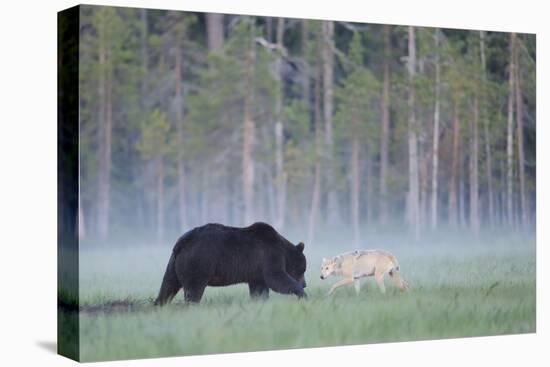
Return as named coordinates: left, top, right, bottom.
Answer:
left=136, top=109, right=172, bottom=244
left=335, top=31, right=379, bottom=247
left=407, top=26, right=420, bottom=240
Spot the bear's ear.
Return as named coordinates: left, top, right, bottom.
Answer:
left=296, top=242, right=305, bottom=252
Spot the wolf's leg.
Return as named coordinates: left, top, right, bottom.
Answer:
left=327, top=278, right=354, bottom=295
left=374, top=271, right=386, bottom=294
left=389, top=270, right=408, bottom=291
left=354, top=279, right=361, bottom=294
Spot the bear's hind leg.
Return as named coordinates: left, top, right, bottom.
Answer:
left=154, top=253, right=181, bottom=306
left=154, top=278, right=181, bottom=306
left=249, top=281, right=269, bottom=299
left=183, top=280, right=208, bottom=303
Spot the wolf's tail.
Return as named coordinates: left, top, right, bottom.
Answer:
left=154, top=252, right=181, bottom=306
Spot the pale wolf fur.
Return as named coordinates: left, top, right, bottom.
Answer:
left=320, top=250, right=409, bottom=295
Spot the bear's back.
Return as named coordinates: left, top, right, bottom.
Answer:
left=172, top=222, right=288, bottom=257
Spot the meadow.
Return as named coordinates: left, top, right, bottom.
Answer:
left=61, top=232, right=536, bottom=362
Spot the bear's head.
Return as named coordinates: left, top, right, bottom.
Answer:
left=286, top=242, right=307, bottom=288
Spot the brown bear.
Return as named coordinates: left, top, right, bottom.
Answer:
left=154, top=222, right=307, bottom=305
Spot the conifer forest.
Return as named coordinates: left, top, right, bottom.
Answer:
left=76, top=6, right=535, bottom=246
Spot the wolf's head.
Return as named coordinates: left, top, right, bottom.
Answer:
left=320, top=257, right=338, bottom=279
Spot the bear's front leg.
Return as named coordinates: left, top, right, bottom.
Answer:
left=262, top=252, right=307, bottom=298
left=264, top=270, right=306, bottom=298
left=249, top=281, right=270, bottom=299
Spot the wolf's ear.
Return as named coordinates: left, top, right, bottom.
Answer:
left=297, top=242, right=305, bottom=252
left=322, top=257, right=327, bottom=262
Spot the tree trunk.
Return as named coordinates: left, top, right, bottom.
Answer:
left=242, top=21, right=257, bottom=225
left=140, top=9, right=148, bottom=104
left=323, top=21, right=339, bottom=226
left=106, top=64, right=113, bottom=234
left=366, top=148, right=375, bottom=226
left=379, top=24, right=391, bottom=225
left=470, top=97, right=480, bottom=235
left=301, top=20, right=310, bottom=106
left=499, top=184, right=505, bottom=227
left=274, top=17, right=287, bottom=230
left=219, top=169, right=229, bottom=224
left=459, top=153, right=466, bottom=228
left=265, top=17, right=273, bottom=42
left=265, top=166, right=277, bottom=223
left=308, top=52, right=323, bottom=245
left=97, top=18, right=112, bottom=240
left=156, top=158, right=165, bottom=245
left=96, top=29, right=106, bottom=237
left=514, top=35, right=527, bottom=229
left=78, top=194, right=86, bottom=239
left=449, top=99, right=460, bottom=227
left=407, top=26, right=420, bottom=241
left=431, top=28, right=440, bottom=230
left=206, top=12, right=226, bottom=225
left=323, top=21, right=334, bottom=152
left=137, top=8, right=149, bottom=232
left=351, top=107, right=360, bottom=248
left=206, top=13, right=224, bottom=52
left=506, top=33, right=516, bottom=227
left=174, top=39, right=188, bottom=231
left=351, top=136, right=360, bottom=247
left=201, top=169, right=209, bottom=224
left=300, top=23, right=312, bottom=229
left=479, top=31, right=495, bottom=227
left=419, top=139, right=429, bottom=229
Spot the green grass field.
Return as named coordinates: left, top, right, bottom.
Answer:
left=60, top=235, right=535, bottom=362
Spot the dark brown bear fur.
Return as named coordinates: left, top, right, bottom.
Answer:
left=154, top=222, right=307, bottom=305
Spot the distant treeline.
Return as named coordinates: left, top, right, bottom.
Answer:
left=75, top=5, right=536, bottom=245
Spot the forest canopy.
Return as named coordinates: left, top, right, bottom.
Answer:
left=76, top=5, right=536, bottom=246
